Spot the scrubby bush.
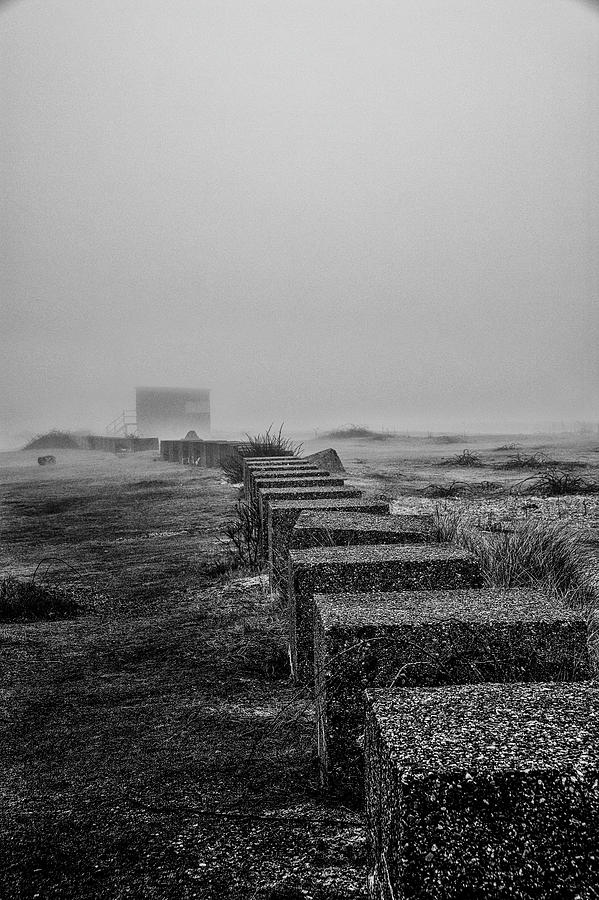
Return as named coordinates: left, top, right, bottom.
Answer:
left=221, top=425, right=301, bottom=483
left=323, top=424, right=395, bottom=441
left=513, top=468, right=599, bottom=496
left=499, top=450, right=548, bottom=469
left=223, top=498, right=263, bottom=571
left=0, top=575, right=81, bottom=620
left=445, top=449, right=483, bottom=467
left=430, top=434, right=463, bottom=444
left=23, top=430, right=79, bottom=450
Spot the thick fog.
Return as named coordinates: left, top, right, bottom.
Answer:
left=1, top=0, right=598, bottom=446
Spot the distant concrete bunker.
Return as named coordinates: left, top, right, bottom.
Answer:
left=136, top=386, right=210, bottom=439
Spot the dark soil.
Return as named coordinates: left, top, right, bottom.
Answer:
left=0, top=451, right=365, bottom=899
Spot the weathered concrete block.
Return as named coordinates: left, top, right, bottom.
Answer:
left=289, top=544, right=482, bottom=684
left=248, top=469, right=327, bottom=502
left=291, top=511, right=436, bottom=550
left=269, top=497, right=389, bottom=596
left=258, top=485, right=360, bottom=558
left=242, top=456, right=306, bottom=495
left=314, top=590, right=591, bottom=801
left=365, top=682, right=599, bottom=899
left=304, top=448, right=346, bottom=473
left=254, top=475, right=343, bottom=507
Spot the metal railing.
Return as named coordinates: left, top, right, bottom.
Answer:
left=105, top=410, right=137, bottom=437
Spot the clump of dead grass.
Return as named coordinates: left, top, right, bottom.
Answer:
left=512, top=468, right=599, bottom=496
left=222, top=425, right=302, bottom=483
left=443, top=449, right=483, bottom=467
left=436, top=509, right=596, bottom=611
left=223, top=499, right=263, bottom=571
left=424, top=481, right=502, bottom=499
left=499, top=450, right=548, bottom=469
left=198, top=550, right=244, bottom=585
left=0, top=574, right=81, bottom=621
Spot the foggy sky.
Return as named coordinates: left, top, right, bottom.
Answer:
left=1, top=0, right=598, bottom=445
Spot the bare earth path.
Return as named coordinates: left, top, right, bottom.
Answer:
left=0, top=451, right=365, bottom=900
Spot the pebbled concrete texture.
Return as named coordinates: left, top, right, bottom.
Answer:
left=365, top=682, right=599, bottom=899
left=242, top=456, right=306, bottom=495
left=291, top=510, right=436, bottom=550
left=251, top=474, right=341, bottom=505
left=247, top=468, right=324, bottom=501
left=314, top=588, right=591, bottom=801
left=289, top=544, right=482, bottom=684
left=268, top=497, right=389, bottom=595
left=258, top=486, right=362, bottom=558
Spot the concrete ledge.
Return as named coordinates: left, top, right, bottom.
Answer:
left=314, top=589, right=590, bottom=801
left=289, top=545, right=482, bottom=683
left=365, top=682, right=599, bottom=899
left=291, top=511, right=436, bottom=550
left=268, top=498, right=389, bottom=597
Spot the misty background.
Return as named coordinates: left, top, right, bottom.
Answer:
left=1, top=0, right=598, bottom=447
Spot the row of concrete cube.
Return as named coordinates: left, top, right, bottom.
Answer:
left=160, top=439, right=247, bottom=466
left=242, top=455, right=598, bottom=898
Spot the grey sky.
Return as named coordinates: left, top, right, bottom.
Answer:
left=1, top=0, right=598, bottom=444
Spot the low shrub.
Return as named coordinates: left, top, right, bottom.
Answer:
left=23, top=430, right=79, bottom=450
left=0, top=575, right=81, bottom=621
left=423, top=481, right=471, bottom=498
left=223, top=498, right=262, bottom=571
left=499, top=451, right=548, bottom=469
left=322, top=424, right=395, bottom=441
left=495, top=442, right=520, bottom=451
left=430, top=434, right=464, bottom=444
left=513, top=468, right=599, bottom=496
left=444, top=449, right=483, bottom=467
left=197, top=550, right=243, bottom=585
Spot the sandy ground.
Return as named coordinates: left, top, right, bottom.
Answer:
left=0, top=450, right=366, bottom=899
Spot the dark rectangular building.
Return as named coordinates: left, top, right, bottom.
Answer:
left=136, top=386, right=210, bottom=439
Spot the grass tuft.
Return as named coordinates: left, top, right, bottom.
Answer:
left=0, top=575, right=81, bottom=621
left=444, top=449, right=483, bottom=467
left=222, top=499, right=263, bottom=571
left=513, top=468, right=599, bottom=496
left=221, top=425, right=302, bottom=483
left=436, top=510, right=596, bottom=611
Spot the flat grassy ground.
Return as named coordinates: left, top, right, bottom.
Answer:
left=2, top=435, right=598, bottom=899
left=0, top=451, right=366, bottom=900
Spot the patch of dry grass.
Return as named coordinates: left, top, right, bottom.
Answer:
left=0, top=574, right=81, bottom=621
left=436, top=508, right=597, bottom=612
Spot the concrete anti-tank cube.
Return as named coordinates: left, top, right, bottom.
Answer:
left=291, top=510, right=436, bottom=550
left=365, top=683, right=599, bottom=900
left=242, top=456, right=306, bottom=495
left=247, top=466, right=323, bottom=497
left=314, top=590, right=591, bottom=801
left=250, top=473, right=336, bottom=504
left=247, top=466, right=323, bottom=501
left=268, top=498, right=389, bottom=596
left=258, top=485, right=361, bottom=558
left=289, top=544, right=482, bottom=684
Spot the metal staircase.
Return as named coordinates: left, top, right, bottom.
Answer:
left=105, top=410, right=137, bottom=437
